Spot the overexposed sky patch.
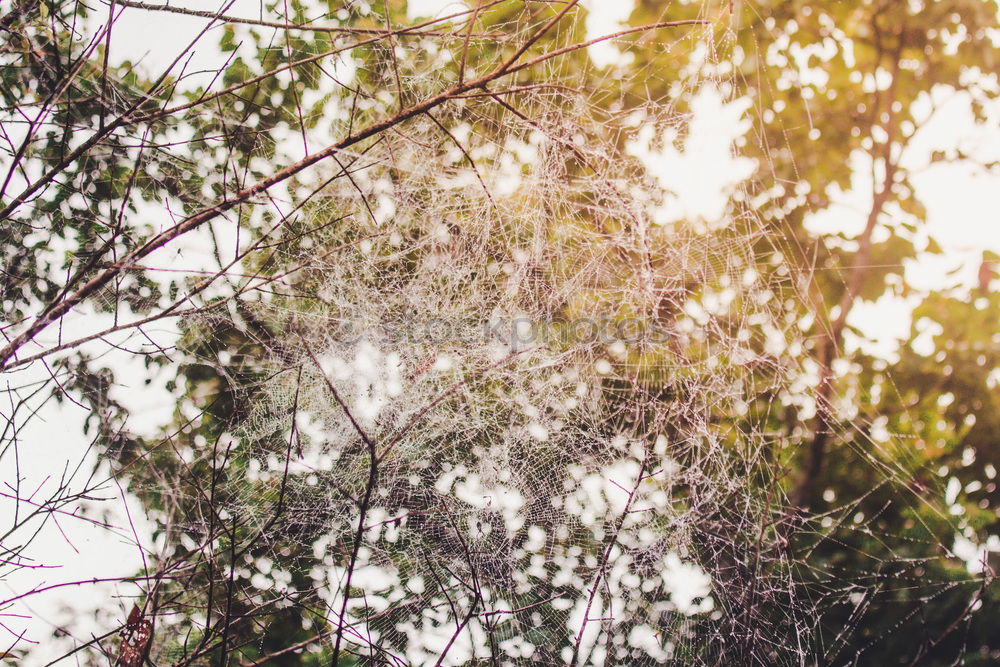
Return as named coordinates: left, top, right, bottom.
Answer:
left=582, top=0, right=637, bottom=69
left=406, top=0, right=467, bottom=22
left=629, top=87, right=756, bottom=229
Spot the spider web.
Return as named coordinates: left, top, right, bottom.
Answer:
left=166, top=70, right=822, bottom=664
left=1, top=0, right=988, bottom=664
